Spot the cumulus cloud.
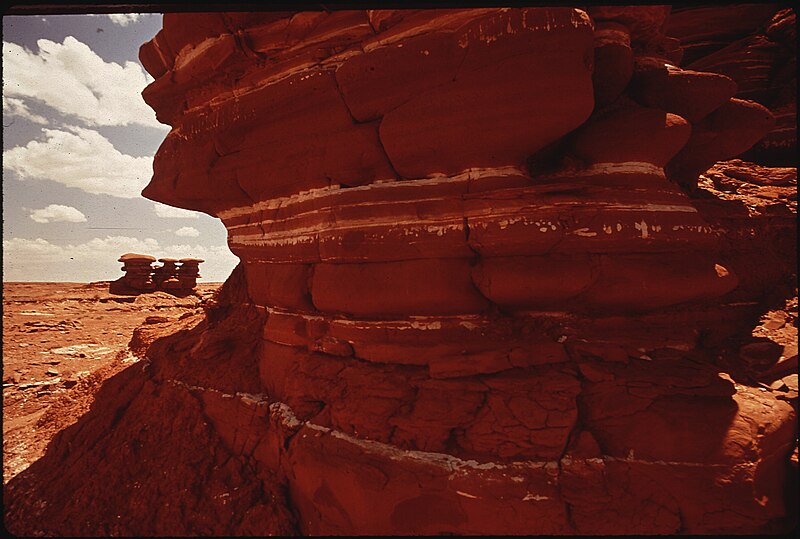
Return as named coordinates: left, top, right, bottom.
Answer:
left=153, top=202, right=200, bottom=219
left=3, top=236, right=239, bottom=282
left=2, top=36, right=165, bottom=129
left=3, top=125, right=153, bottom=198
left=175, top=226, right=200, bottom=237
left=29, top=204, right=88, bottom=223
left=3, top=96, right=48, bottom=125
left=107, top=14, right=144, bottom=26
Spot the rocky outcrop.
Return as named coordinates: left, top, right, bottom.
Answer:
left=5, top=7, right=796, bottom=536
left=177, top=257, right=204, bottom=289
left=116, top=253, right=157, bottom=291
left=111, top=253, right=205, bottom=294
left=666, top=5, right=796, bottom=165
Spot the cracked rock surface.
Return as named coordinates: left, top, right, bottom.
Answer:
left=4, top=7, right=797, bottom=535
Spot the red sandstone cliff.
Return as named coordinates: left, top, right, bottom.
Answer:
left=4, top=7, right=797, bottom=535
left=666, top=5, right=796, bottom=165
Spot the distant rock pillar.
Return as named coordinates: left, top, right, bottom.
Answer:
left=154, top=258, right=181, bottom=290
left=117, top=253, right=157, bottom=291
left=177, top=258, right=204, bottom=290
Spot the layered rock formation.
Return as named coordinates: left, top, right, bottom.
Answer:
left=666, top=5, right=797, bottom=165
left=117, top=252, right=157, bottom=291
left=111, top=253, right=205, bottom=294
left=5, top=7, right=797, bottom=536
left=177, top=257, right=204, bottom=289
left=153, top=257, right=181, bottom=289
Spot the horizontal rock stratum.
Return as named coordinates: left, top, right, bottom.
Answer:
left=4, top=7, right=797, bottom=536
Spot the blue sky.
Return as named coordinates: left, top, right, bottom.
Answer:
left=3, top=13, right=239, bottom=282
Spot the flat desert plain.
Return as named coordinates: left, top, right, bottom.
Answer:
left=2, top=281, right=221, bottom=482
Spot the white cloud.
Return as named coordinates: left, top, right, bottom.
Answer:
left=3, top=125, right=153, bottom=198
left=154, top=202, right=200, bottom=219
left=3, top=236, right=239, bottom=282
left=175, top=226, right=200, bottom=237
left=107, top=14, right=144, bottom=26
left=3, top=96, right=48, bottom=125
left=2, top=36, right=166, bottom=129
left=29, top=204, right=87, bottom=223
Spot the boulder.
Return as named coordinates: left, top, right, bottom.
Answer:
left=629, top=58, right=737, bottom=123
left=667, top=98, right=775, bottom=189
left=569, top=102, right=692, bottom=167
left=592, top=22, right=634, bottom=106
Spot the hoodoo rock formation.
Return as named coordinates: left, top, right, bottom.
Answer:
left=110, top=253, right=205, bottom=294
left=117, top=253, right=157, bottom=291
left=5, top=7, right=797, bottom=536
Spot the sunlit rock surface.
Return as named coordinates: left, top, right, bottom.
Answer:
left=5, top=7, right=796, bottom=536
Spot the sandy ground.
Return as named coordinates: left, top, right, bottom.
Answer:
left=2, top=281, right=221, bottom=483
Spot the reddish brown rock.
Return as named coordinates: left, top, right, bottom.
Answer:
left=667, top=98, right=776, bottom=189
left=569, top=101, right=691, bottom=167
left=472, top=255, right=596, bottom=310
left=110, top=254, right=205, bottom=294
left=153, top=257, right=180, bottom=289
left=629, top=58, right=738, bottom=123
left=116, top=253, right=156, bottom=291
left=592, top=21, right=634, bottom=106
left=583, top=253, right=738, bottom=312
left=589, top=5, right=671, bottom=48
left=667, top=6, right=796, bottom=166
left=334, top=30, right=467, bottom=123
left=692, top=159, right=797, bottom=309
left=176, top=257, right=204, bottom=289
left=377, top=8, right=595, bottom=178
left=311, top=259, right=489, bottom=316
left=244, top=261, right=313, bottom=311
left=4, top=7, right=796, bottom=538
left=665, top=4, right=780, bottom=65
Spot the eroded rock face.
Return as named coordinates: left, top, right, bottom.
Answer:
left=4, top=7, right=797, bottom=536
left=666, top=6, right=797, bottom=166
